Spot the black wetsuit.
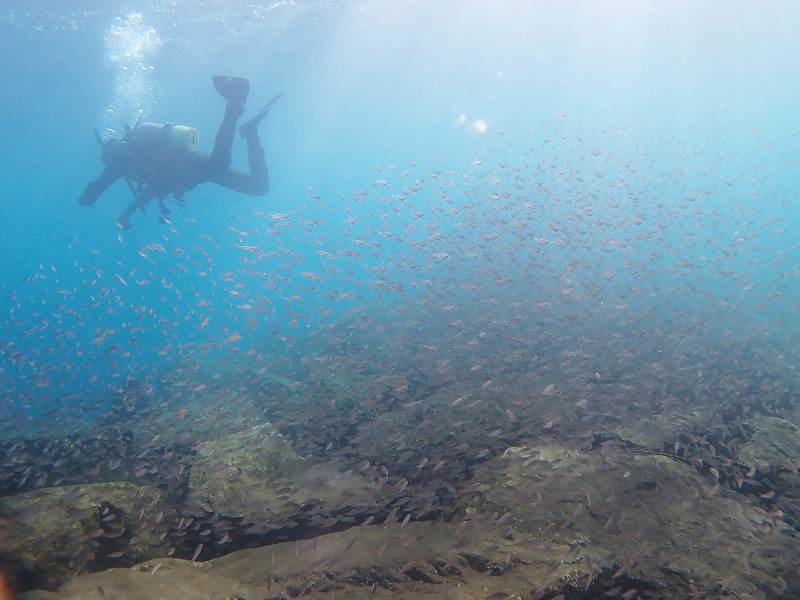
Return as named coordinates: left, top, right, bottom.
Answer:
left=80, top=98, right=268, bottom=226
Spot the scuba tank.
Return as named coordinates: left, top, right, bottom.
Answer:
left=128, top=122, right=199, bottom=152
left=93, top=120, right=199, bottom=221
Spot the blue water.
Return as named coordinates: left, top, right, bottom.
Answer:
left=1, top=0, right=799, bottom=431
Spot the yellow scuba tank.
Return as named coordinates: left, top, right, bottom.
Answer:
left=130, top=122, right=199, bottom=152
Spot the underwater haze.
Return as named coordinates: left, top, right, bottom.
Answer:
left=1, top=2, right=800, bottom=599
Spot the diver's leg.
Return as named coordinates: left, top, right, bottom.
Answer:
left=116, top=200, right=141, bottom=230
left=209, top=125, right=268, bottom=195
left=238, top=92, right=282, bottom=139
left=209, top=91, right=279, bottom=193
left=157, top=197, right=172, bottom=224
left=209, top=99, right=245, bottom=171
left=243, top=130, right=269, bottom=194
left=211, top=133, right=269, bottom=196
left=116, top=190, right=154, bottom=229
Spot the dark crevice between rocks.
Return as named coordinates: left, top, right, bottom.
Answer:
left=343, top=566, right=404, bottom=591
left=165, top=502, right=410, bottom=562
left=459, top=551, right=525, bottom=576
left=661, top=421, right=800, bottom=528
left=84, top=500, right=135, bottom=572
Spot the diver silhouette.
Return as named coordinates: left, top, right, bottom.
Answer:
left=79, top=76, right=281, bottom=229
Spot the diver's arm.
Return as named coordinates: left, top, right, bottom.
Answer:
left=79, top=168, right=119, bottom=206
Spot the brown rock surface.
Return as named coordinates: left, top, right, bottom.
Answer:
left=19, top=520, right=609, bottom=599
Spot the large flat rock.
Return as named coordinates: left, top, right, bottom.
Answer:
left=20, top=520, right=610, bottom=599
left=18, top=558, right=259, bottom=600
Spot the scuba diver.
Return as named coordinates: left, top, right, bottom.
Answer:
left=79, top=76, right=281, bottom=229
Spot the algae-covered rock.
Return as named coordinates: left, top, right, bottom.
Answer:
left=468, top=442, right=800, bottom=600
left=738, top=413, right=800, bottom=471
left=186, top=422, right=304, bottom=516
left=186, top=423, right=390, bottom=529
left=0, top=482, right=170, bottom=590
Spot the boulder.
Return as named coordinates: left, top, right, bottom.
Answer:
left=0, top=482, right=170, bottom=590
left=468, top=441, right=800, bottom=599
left=186, top=423, right=393, bottom=535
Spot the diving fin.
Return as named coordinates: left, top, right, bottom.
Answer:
left=239, top=92, right=283, bottom=138
left=213, top=75, right=250, bottom=101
